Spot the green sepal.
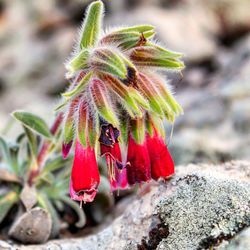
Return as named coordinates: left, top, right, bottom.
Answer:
left=145, top=113, right=154, bottom=137
left=90, top=79, right=119, bottom=127
left=148, top=113, right=165, bottom=139
left=101, top=30, right=155, bottom=50
left=115, top=25, right=155, bottom=33
left=130, top=118, right=145, bottom=145
left=77, top=102, right=88, bottom=147
left=66, top=49, right=89, bottom=75
left=100, top=74, right=145, bottom=119
left=91, top=47, right=136, bottom=82
left=79, top=1, right=103, bottom=48
left=137, top=73, right=164, bottom=117
left=130, top=46, right=184, bottom=70
left=129, top=87, right=149, bottom=110
left=119, top=113, right=129, bottom=145
left=63, top=99, right=78, bottom=145
left=87, top=112, right=99, bottom=148
left=146, top=42, right=183, bottom=58
left=62, top=72, right=92, bottom=99
left=148, top=73, right=184, bottom=116
left=91, top=48, right=127, bottom=79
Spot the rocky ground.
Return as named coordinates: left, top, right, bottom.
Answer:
left=1, top=160, right=249, bottom=250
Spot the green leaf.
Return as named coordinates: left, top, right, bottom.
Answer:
left=60, top=196, right=86, bottom=228
left=0, top=136, right=12, bottom=169
left=12, top=111, right=52, bottom=139
left=42, top=155, right=71, bottom=174
left=0, top=137, right=19, bottom=174
left=0, top=191, right=18, bottom=224
left=79, top=1, right=104, bottom=48
left=23, top=126, right=37, bottom=158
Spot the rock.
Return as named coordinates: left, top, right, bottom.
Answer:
left=9, top=207, right=52, bottom=244
left=13, top=161, right=250, bottom=249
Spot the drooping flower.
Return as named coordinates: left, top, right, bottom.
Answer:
left=99, top=123, right=128, bottom=190
left=146, top=131, right=174, bottom=180
left=126, top=133, right=151, bottom=185
left=70, top=140, right=100, bottom=204
left=58, top=0, right=184, bottom=203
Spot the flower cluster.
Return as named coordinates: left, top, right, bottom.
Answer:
left=59, top=1, right=184, bottom=204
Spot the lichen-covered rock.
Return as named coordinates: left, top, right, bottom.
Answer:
left=156, top=175, right=249, bottom=250
left=13, top=161, right=250, bottom=250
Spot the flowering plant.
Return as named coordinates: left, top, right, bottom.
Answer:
left=59, top=1, right=184, bottom=205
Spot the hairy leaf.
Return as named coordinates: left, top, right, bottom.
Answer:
left=12, top=111, right=52, bottom=139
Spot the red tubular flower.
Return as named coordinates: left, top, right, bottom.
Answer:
left=99, top=123, right=128, bottom=190
left=146, top=131, right=174, bottom=180
left=70, top=140, right=100, bottom=203
left=126, top=134, right=151, bottom=185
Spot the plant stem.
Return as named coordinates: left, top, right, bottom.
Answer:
left=28, top=113, right=63, bottom=185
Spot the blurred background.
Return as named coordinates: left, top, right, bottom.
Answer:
left=0, top=0, right=250, bottom=165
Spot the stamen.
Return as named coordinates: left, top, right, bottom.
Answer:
left=80, top=200, right=83, bottom=209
